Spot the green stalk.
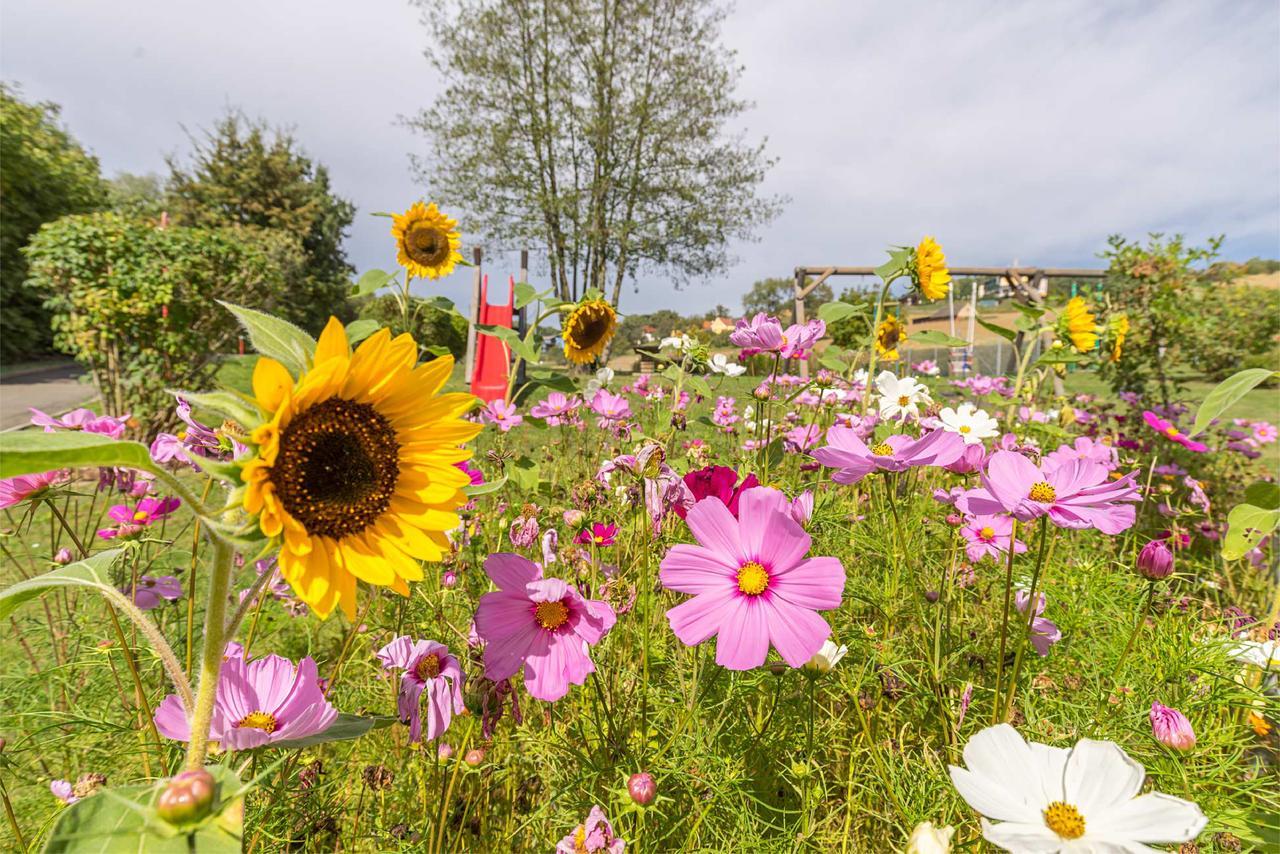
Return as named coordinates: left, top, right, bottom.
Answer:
left=991, top=519, right=1019, bottom=724
left=1003, top=516, right=1052, bottom=720
left=185, top=538, right=235, bottom=771
left=860, top=275, right=898, bottom=415
left=1112, top=581, right=1156, bottom=679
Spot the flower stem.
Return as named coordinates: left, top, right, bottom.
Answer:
left=185, top=537, right=235, bottom=771
left=1003, top=516, right=1051, bottom=721
left=992, top=519, right=1019, bottom=724
left=861, top=277, right=896, bottom=415
left=1112, top=581, right=1156, bottom=679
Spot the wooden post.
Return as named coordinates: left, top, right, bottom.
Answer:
left=794, top=268, right=808, bottom=379
left=516, top=249, right=529, bottom=391
left=464, top=247, right=483, bottom=384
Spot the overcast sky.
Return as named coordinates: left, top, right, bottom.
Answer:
left=3, top=1, right=1277, bottom=315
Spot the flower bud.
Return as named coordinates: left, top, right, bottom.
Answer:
left=1136, top=539, right=1174, bottom=580
left=464, top=748, right=485, bottom=767
left=802, top=640, right=848, bottom=674
left=441, top=570, right=458, bottom=589
left=944, top=513, right=963, bottom=527
left=906, top=821, right=955, bottom=853
left=563, top=509, right=585, bottom=528
left=437, top=743, right=454, bottom=761
left=1149, top=702, right=1195, bottom=751
left=156, top=769, right=217, bottom=826
left=53, top=547, right=73, bottom=565
left=627, top=772, right=656, bottom=806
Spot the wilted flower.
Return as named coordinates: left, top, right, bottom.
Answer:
left=376, top=637, right=465, bottom=744
left=556, top=805, right=625, bottom=854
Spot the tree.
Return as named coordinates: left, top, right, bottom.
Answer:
left=408, top=0, right=782, bottom=309
left=0, top=84, right=107, bottom=361
left=741, top=277, right=833, bottom=323
left=166, top=111, right=356, bottom=332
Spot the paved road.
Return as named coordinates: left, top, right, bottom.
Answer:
left=0, top=363, right=96, bottom=430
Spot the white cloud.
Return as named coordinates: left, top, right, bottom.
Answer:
left=2, top=0, right=1276, bottom=316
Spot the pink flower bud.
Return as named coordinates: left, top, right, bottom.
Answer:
left=563, top=509, right=585, bottom=528
left=1137, top=539, right=1174, bottom=580
left=437, top=743, right=454, bottom=761
left=156, top=768, right=217, bottom=826
left=1149, top=701, right=1195, bottom=750
left=441, top=571, right=458, bottom=589
left=945, top=513, right=963, bottom=527
left=464, top=748, right=485, bottom=767
left=53, top=548, right=73, bottom=565
left=627, top=772, right=656, bottom=806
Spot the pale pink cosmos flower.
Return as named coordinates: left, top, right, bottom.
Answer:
left=376, top=637, right=465, bottom=744
left=30, top=407, right=129, bottom=439
left=529, top=392, right=582, bottom=426
left=660, top=487, right=845, bottom=670
left=812, top=427, right=965, bottom=485
left=960, top=515, right=1026, bottom=563
left=473, top=553, right=616, bottom=702
left=1251, top=421, right=1278, bottom=444
left=480, top=399, right=523, bottom=432
left=590, top=390, right=633, bottom=427
left=555, top=805, right=625, bottom=854
left=729, top=312, right=785, bottom=356
left=957, top=450, right=1141, bottom=535
left=779, top=318, right=825, bottom=359
left=790, top=490, right=814, bottom=527
left=0, top=470, right=68, bottom=508
left=1150, top=702, right=1195, bottom=751
left=1043, top=436, right=1118, bottom=472
left=50, top=780, right=78, bottom=804
left=153, top=644, right=337, bottom=750
left=1014, top=590, right=1062, bottom=657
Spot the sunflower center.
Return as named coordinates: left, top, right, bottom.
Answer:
left=405, top=222, right=451, bottom=267
left=534, top=600, right=570, bottom=630
left=871, top=442, right=894, bottom=457
left=415, top=653, right=442, bottom=680
left=1042, top=801, right=1085, bottom=839
left=1028, top=481, right=1057, bottom=503
left=270, top=397, right=401, bottom=540
left=236, top=710, right=278, bottom=733
left=737, top=561, right=769, bottom=596
left=979, top=526, right=995, bottom=541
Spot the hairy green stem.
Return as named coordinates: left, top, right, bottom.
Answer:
left=1112, top=581, right=1156, bottom=679
left=185, top=538, right=235, bottom=771
left=860, top=276, right=897, bottom=415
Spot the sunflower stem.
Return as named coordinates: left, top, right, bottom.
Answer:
left=860, top=275, right=899, bottom=415
left=185, top=537, right=235, bottom=771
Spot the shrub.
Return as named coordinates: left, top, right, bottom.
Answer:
left=356, top=294, right=468, bottom=361
left=24, top=213, right=302, bottom=434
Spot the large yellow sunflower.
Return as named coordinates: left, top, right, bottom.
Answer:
left=913, top=237, right=951, bottom=301
left=1061, top=296, right=1098, bottom=352
left=391, top=202, right=463, bottom=280
left=875, top=314, right=906, bottom=361
left=562, top=298, right=617, bottom=365
left=1108, top=314, right=1130, bottom=362
left=241, top=318, right=481, bottom=619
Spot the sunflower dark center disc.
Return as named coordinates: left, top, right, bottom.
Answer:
left=406, top=223, right=450, bottom=266
left=271, top=398, right=400, bottom=539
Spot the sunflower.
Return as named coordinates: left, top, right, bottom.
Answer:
left=562, top=298, right=618, bottom=365
left=875, top=314, right=906, bottom=361
left=391, top=202, right=462, bottom=280
left=912, top=237, right=951, bottom=301
left=241, top=318, right=481, bottom=619
left=1108, top=313, right=1130, bottom=362
left=1061, top=296, right=1098, bottom=352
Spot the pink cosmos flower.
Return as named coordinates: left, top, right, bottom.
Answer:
left=150, top=396, right=247, bottom=467
left=1014, top=590, right=1061, bottom=657
left=959, top=515, right=1026, bottom=563
left=473, top=553, right=616, bottom=702
left=97, top=496, right=181, bottom=539
left=673, top=465, right=759, bottom=519
left=376, top=636, right=465, bottom=744
left=779, top=318, right=825, bottom=359
left=1251, top=421, right=1278, bottom=444
left=0, top=470, right=68, bottom=508
left=790, top=490, right=814, bottom=527
left=956, top=450, right=1140, bottom=535
left=590, top=390, right=633, bottom=427
left=1043, top=436, right=1118, bottom=471
left=456, top=460, right=485, bottom=486
left=481, top=399, right=523, bottom=432
left=812, top=427, right=965, bottom=485
left=153, top=644, right=338, bottom=750
left=529, top=391, right=582, bottom=426
left=30, top=407, right=129, bottom=439
left=575, top=523, right=618, bottom=546
left=556, top=805, right=625, bottom=854
left=943, top=441, right=988, bottom=474
left=659, top=487, right=846, bottom=670
left=1150, top=701, right=1195, bottom=751
left=729, top=312, right=785, bottom=356
left=50, top=780, right=78, bottom=804
left=541, top=528, right=559, bottom=565
left=125, top=575, right=183, bottom=610
left=783, top=423, right=823, bottom=454
left=1142, top=411, right=1208, bottom=453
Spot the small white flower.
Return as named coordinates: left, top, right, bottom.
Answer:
left=659, top=334, right=694, bottom=352
left=950, top=724, right=1206, bottom=852
left=1227, top=639, right=1280, bottom=669
left=906, top=821, right=954, bottom=854
left=875, top=371, right=932, bottom=420
left=938, top=403, right=1000, bottom=445
left=709, top=353, right=746, bottom=377
left=802, top=639, right=847, bottom=674
left=585, top=367, right=615, bottom=398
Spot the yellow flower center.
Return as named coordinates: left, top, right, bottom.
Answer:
left=871, top=443, right=894, bottom=457
left=1164, top=426, right=1179, bottom=438
left=898, top=395, right=910, bottom=407
left=594, top=535, right=605, bottom=543
left=1042, top=801, right=1086, bottom=840
left=534, top=600, right=570, bottom=630
left=415, top=653, right=442, bottom=680
left=132, top=511, right=149, bottom=522
left=979, top=526, right=995, bottom=541
left=235, top=710, right=278, bottom=733
left=1028, top=481, right=1057, bottom=503
left=573, top=825, right=588, bottom=854
left=405, top=221, right=451, bottom=267
left=737, top=561, right=770, bottom=596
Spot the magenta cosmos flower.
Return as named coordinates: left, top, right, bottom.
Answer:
left=97, top=496, right=181, bottom=539
left=480, top=399, right=523, bottom=432
left=376, top=636, right=465, bottom=744
left=957, top=450, right=1141, bottom=535
left=1150, top=701, right=1195, bottom=751
left=154, top=643, right=337, bottom=750
left=729, top=312, right=785, bottom=356
left=575, top=523, right=618, bottom=546
left=812, top=427, right=965, bottom=485
left=1142, top=410, right=1208, bottom=453
left=959, top=514, right=1026, bottom=563
left=673, top=465, right=759, bottom=520
left=125, top=575, right=183, bottom=610
left=556, top=805, right=625, bottom=854
left=473, top=553, right=616, bottom=702
left=30, top=407, right=129, bottom=438
left=1043, top=436, right=1118, bottom=471
left=590, top=390, right=632, bottom=427
left=529, top=391, right=582, bottom=426
left=0, top=470, right=68, bottom=509
left=660, top=487, right=846, bottom=670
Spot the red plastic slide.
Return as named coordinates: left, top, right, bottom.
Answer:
left=470, top=274, right=515, bottom=404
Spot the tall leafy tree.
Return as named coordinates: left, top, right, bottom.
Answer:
left=408, top=0, right=782, bottom=308
left=166, top=111, right=356, bottom=332
left=0, top=84, right=107, bottom=361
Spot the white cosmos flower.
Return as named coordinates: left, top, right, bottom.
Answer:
left=939, top=403, right=1000, bottom=445
left=906, top=821, right=954, bottom=853
left=660, top=334, right=694, bottom=352
left=950, top=724, right=1206, bottom=852
left=584, top=367, right=615, bottom=399
left=875, top=371, right=932, bottom=420
left=802, top=639, right=848, bottom=674
left=709, top=353, right=746, bottom=377
left=1227, top=639, right=1280, bottom=669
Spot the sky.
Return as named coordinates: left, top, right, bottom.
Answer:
left=3, top=0, right=1278, bottom=316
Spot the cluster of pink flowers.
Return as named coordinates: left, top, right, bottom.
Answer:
left=729, top=313, right=825, bottom=360
left=529, top=391, right=584, bottom=427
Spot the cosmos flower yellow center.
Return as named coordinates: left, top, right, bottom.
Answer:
left=737, top=561, right=769, bottom=596
left=132, top=511, right=149, bottom=522
left=236, top=711, right=278, bottom=733
left=573, top=825, right=588, bottom=854
left=405, top=221, right=451, bottom=267
left=871, top=443, right=894, bottom=457
left=415, top=653, right=442, bottom=680
left=1164, top=426, right=1179, bottom=438
left=959, top=425, right=971, bottom=433
left=897, top=395, right=910, bottom=407
left=535, top=600, right=570, bottom=630
left=1042, top=801, right=1085, bottom=839
left=1028, top=481, right=1057, bottom=503
left=979, top=526, right=995, bottom=541
left=270, top=397, right=401, bottom=539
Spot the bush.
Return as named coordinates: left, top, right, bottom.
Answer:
left=356, top=294, right=468, bottom=361
left=24, top=213, right=302, bottom=435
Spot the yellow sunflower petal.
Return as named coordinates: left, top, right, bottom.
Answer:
left=315, top=316, right=351, bottom=366
left=252, top=358, right=294, bottom=413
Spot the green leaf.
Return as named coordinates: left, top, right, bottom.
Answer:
left=351, top=268, right=397, bottom=297
left=0, top=431, right=155, bottom=480
left=1009, top=301, right=1047, bottom=320
left=175, top=389, right=261, bottom=428
left=911, top=330, right=969, bottom=347
left=976, top=317, right=1018, bottom=342
left=685, top=374, right=712, bottom=398
left=819, top=353, right=849, bottom=372
left=271, top=713, right=395, bottom=749
left=1222, top=502, right=1280, bottom=561
left=763, top=439, right=785, bottom=469
left=463, top=476, right=506, bottom=497
left=1244, top=481, right=1280, bottom=511
left=1036, top=349, right=1090, bottom=366
left=1013, top=315, right=1038, bottom=333
left=344, top=319, right=380, bottom=345
left=476, top=324, right=538, bottom=363
left=816, top=301, right=866, bottom=324
left=509, top=456, right=540, bottom=493
left=218, top=301, right=315, bottom=376
left=423, top=345, right=453, bottom=358
left=1192, top=368, right=1277, bottom=436
left=513, top=282, right=539, bottom=309
left=0, top=549, right=124, bottom=621
left=875, top=247, right=911, bottom=282
left=420, top=295, right=458, bottom=314
left=44, top=764, right=244, bottom=853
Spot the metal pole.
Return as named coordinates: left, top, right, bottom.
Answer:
left=464, top=247, right=483, bottom=384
